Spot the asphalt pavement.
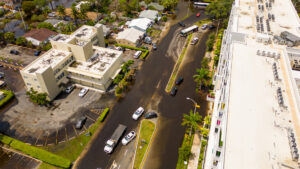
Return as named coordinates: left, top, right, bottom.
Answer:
left=75, top=9, right=210, bottom=169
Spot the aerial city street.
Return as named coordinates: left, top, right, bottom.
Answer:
left=0, top=0, right=300, bottom=169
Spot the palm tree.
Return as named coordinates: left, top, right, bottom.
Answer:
left=200, top=127, right=209, bottom=139
left=204, top=115, right=211, bottom=128
left=193, top=68, right=210, bottom=90
left=182, top=110, right=202, bottom=135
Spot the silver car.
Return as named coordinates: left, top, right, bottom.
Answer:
left=122, top=131, right=136, bottom=145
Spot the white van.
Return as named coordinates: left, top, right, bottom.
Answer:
left=133, top=51, right=142, bottom=59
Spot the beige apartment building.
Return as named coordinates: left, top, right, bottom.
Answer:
left=20, top=25, right=123, bottom=100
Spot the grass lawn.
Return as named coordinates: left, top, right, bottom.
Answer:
left=195, top=19, right=211, bottom=27
left=197, top=140, right=207, bottom=169
left=42, top=108, right=109, bottom=161
left=133, top=120, right=155, bottom=169
left=165, top=34, right=193, bottom=92
left=176, top=133, right=195, bottom=169
left=150, top=29, right=162, bottom=38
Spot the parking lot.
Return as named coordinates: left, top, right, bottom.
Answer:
left=0, top=147, right=40, bottom=169
left=0, top=63, right=105, bottom=146
left=0, top=45, right=42, bottom=66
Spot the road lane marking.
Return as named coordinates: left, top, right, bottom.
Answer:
left=72, top=125, right=78, bottom=136
left=124, top=149, right=128, bottom=156
left=86, top=115, right=96, bottom=122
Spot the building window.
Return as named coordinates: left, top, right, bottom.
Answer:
left=56, top=72, right=65, bottom=81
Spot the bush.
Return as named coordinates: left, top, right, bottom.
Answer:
left=0, top=134, right=13, bottom=145
left=9, top=139, right=71, bottom=168
left=0, top=90, right=14, bottom=108
left=37, top=22, right=56, bottom=32
left=161, top=15, right=168, bottom=22
left=118, top=21, right=125, bottom=26
left=115, top=44, right=149, bottom=60
left=99, top=108, right=109, bottom=122
left=26, top=88, right=50, bottom=105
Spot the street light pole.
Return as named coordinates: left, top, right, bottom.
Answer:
left=186, top=97, right=198, bottom=115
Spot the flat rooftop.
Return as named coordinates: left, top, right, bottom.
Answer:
left=68, top=46, right=122, bottom=78
left=23, top=49, right=72, bottom=74
left=236, top=0, right=300, bottom=37
left=72, top=25, right=97, bottom=40
left=223, top=0, right=300, bottom=168
left=225, top=42, right=293, bottom=169
left=51, top=34, right=72, bottom=43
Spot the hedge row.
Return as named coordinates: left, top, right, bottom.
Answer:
left=0, top=134, right=71, bottom=168
left=0, top=90, right=14, bottom=108
left=115, top=43, right=150, bottom=60
left=99, top=108, right=110, bottom=122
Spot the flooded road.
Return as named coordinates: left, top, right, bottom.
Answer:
left=76, top=3, right=210, bottom=169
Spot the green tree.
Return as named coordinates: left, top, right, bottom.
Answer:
left=205, top=0, right=233, bottom=20
left=161, top=0, right=178, bottom=10
left=16, top=37, right=27, bottom=46
left=178, top=144, right=192, bottom=161
left=0, top=2, right=5, bottom=6
left=37, top=22, right=56, bottom=31
left=33, top=0, right=47, bottom=9
left=4, top=32, right=15, bottom=43
left=145, top=0, right=153, bottom=5
left=182, top=110, right=202, bottom=134
left=57, top=5, right=66, bottom=16
left=22, top=1, right=36, bottom=17
left=203, top=115, right=211, bottom=128
left=200, top=127, right=209, bottom=138
left=193, top=68, right=210, bottom=90
left=26, top=88, right=50, bottom=105
left=71, top=5, right=79, bottom=25
left=201, top=57, right=210, bottom=69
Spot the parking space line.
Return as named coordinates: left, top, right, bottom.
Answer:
left=44, top=132, right=49, bottom=146
left=86, top=115, right=96, bottom=122
left=83, top=124, right=87, bottom=131
left=34, top=132, right=43, bottom=146
left=90, top=109, right=100, bottom=115
left=72, top=125, right=78, bottom=136
left=55, top=129, right=58, bottom=145
left=65, top=127, right=68, bottom=141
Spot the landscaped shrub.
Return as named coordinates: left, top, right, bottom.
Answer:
left=99, top=108, right=109, bottom=122
left=0, top=90, right=14, bottom=108
left=0, top=134, right=13, bottom=145
left=9, top=139, right=71, bottom=168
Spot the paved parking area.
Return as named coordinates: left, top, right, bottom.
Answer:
left=0, top=147, right=40, bottom=169
left=0, top=45, right=41, bottom=66
left=0, top=65, right=104, bottom=146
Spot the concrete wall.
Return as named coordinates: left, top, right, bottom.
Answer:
left=25, top=37, right=41, bottom=46
left=116, top=39, right=136, bottom=47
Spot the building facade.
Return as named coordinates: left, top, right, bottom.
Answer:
left=20, top=25, right=123, bottom=100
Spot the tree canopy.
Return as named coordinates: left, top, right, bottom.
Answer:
left=205, top=0, right=233, bottom=20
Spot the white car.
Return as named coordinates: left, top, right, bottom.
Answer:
left=122, top=131, right=136, bottom=145
left=78, top=88, right=89, bottom=97
left=65, top=85, right=75, bottom=93
left=132, top=107, right=144, bottom=120
left=191, top=37, right=199, bottom=45
left=133, top=51, right=142, bottom=59
left=201, top=24, right=208, bottom=30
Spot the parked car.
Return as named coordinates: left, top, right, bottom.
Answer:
left=144, top=37, right=152, bottom=44
left=144, top=112, right=157, bottom=119
left=116, top=46, right=124, bottom=51
left=0, top=80, right=6, bottom=88
left=191, top=37, right=199, bottom=45
left=34, top=50, right=41, bottom=56
left=208, top=24, right=216, bottom=30
left=132, top=107, right=144, bottom=120
left=170, top=87, right=178, bottom=96
left=175, top=77, right=184, bottom=85
left=78, top=88, right=89, bottom=97
left=121, top=131, right=136, bottom=145
left=133, top=51, right=142, bottom=59
left=152, top=43, right=157, bottom=50
left=76, top=116, right=87, bottom=129
left=201, top=24, right=208, bottom=30
left=48, top=12, right=56, bottom=17
left=10, top=50, right=19, bottom=55
left=196, top=12, right=201, bottom=17
left=178, top=22, right=186, bottom=27
left=65, top=85, right=75, bottom=94
left=0, top=72, right=4, bottom=78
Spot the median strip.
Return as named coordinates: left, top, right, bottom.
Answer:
left=133, top=119, right=156, bottom=169
left=165, top=34, right=193, bottom=92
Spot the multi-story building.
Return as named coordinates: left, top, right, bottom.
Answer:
left=20, top=25, right=123, bottom=100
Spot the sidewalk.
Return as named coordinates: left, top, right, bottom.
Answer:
left=188, top=132, right=201, bottom=169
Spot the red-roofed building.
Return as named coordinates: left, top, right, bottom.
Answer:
left=23, top=28, right=58, bottom=46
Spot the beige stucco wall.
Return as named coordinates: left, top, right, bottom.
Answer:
left=68, top=41, right=93, bottom=62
